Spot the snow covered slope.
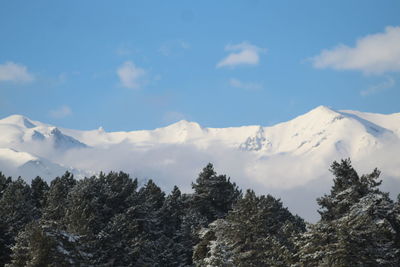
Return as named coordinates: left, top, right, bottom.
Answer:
left=1, top=106, right=399, bottom=221
left=0, top=115, right=86, bottom=150
left=0, top=148, right=76, bottom=183
left=0, top=115, right=88, bottom=181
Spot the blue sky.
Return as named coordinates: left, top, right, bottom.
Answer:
left=1, top=0, right=399, bottom=131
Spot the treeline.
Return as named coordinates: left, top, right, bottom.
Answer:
left=0, top=159, right=399, bottom=266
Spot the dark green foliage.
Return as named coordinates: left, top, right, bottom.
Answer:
left=185, top=163, right=242, bottom=265
left=192, top=163, right=242, bottom=224
left=297, top=194, right=400, bottom=266
left=161, top=186, right=183, bottom=237
left=223, top=190, right=305, bottom=266
left=91, top=179, right=166, bottom=266
left=92, top=210, right=142, bottom=266
left=0, top=173, right=16, bottom=263
left=296, top=159, right=400, bottom=266
left=64, top=172, right=137, bottom=237
left=0, top=172, right=12, bottom=198
left=317, top=158, right=381, bottom=221
left=194, top=190, right=305, bottom=266
left=0, top=178, right=36, bottom=233
left=43, top=171, right=76, bottom=223
left=31, top=176, right=49, bottom=217
left=160, top=187, right=194, bottom=266
left=0, top=160, right=398, bottom=266
left=65, top=176, right=109, bottom=236
left=137, top=179, right=165, bottom=214
left=0, top=178, right=35, bottom=264
left=0, top=219, right=9, bottom=265
left=6, top=221, right=84, bottom=267
left=98, top=171, right=138, bottom=214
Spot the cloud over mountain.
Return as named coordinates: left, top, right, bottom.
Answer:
left=1, top=106, right=399, bottom=221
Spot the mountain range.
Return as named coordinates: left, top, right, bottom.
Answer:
left=1, top=106, right=399, bottom=221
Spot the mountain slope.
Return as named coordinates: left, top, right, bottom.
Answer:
left=1, top=106, right=399, bottom=221
left=0, top=148, right=74, bottom=182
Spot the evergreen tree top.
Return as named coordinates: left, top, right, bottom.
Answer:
left=317, top=158, right=384, bottom=222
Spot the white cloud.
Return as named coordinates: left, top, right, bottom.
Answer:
left=117, top=61, right=146, bottom=89
left=229, top=78, right=263, bottom=90
left=49, top=105, right=72, bottom=118
left=311, top=26, right=400, bottom=74
left=0, top=61, right=35, bottom=83
left=217, top=42, right=264, bottom=68
left=360, top=76, right=395, bottom=96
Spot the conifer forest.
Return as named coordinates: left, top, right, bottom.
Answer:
left=0, top=159, right=399, bottom=266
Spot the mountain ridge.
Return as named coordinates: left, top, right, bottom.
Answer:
left=1, top=106, right=399, bottom=175
left=1, top=106, right=399, bottom=221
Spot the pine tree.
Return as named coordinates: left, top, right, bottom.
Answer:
left=296, top=159, right=400, bottom=266
left=171, top=192, right=202, bottom=266
left=157, top=186, right=195, bottom=266
left=0, top=172, right=12, bottom=198
left=317, top=158, right=381, bottom=221
left=61, top=172, right=138, bottom=265
left=31, top=176, right=49, bottom=217
left=64, top=171, right=137, bottom=236
left=65, top=176, right=109, bottom=236
left=93, top=179, right=165, bottom=266
left=0, top=178, right=35, bottom=265
left=42, top=171, right=76, bottom=223
left=6, top=221, right=84, bottom=267
left=98, top=171, right=138, bottom=214
left=0, top=218, right=9, bottom=265
left=184, top=163, right=242, bottom=265
left=191, top=163, right=241, bottom=224
left=160, top=186, right=183, bottom=237
left=194, top=190, right=305, bottom=266
left=193, top=219, right=234, bottom=267
left=0, top=172, right=12, bottom=264
left=95, top=211, right=142, bottom=266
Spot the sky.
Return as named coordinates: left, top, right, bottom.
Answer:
left=1, top=0, right=400, bottom=131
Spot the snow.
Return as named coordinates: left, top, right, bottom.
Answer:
left=1, top=106, right=399, bottom=221
left=0, top=114, right=37, bottom=128
left=0, top=148, right=38, bottom=167
left=339, top=109, right=400, bottom=136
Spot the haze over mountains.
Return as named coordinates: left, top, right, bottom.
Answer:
left=1, top=105, right=399, bottom=221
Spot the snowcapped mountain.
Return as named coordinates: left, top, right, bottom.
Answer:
left=1, top=106, right=399, bottom=221
left=0, top=148, right=75, bottom=182
left=0, top=115, right=86, bottom=150
left=0, top=115, right=88, bottom=181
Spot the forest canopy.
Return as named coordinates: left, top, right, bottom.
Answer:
left=0, top=159, right=399, bottom=266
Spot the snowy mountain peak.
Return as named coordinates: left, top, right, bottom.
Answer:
left=45, top=127, right=87, bottom=150
left=165, top=120, right=202, bottom=130
left=0, top=107, right=399, bottom=192
left=0, top=115, right=87, bottom=151
left=300, top=105, right=342, bottom=122
left=239, top=126, right=269, bottom=151
left=312, top=105, right=337, bottom=113
left=0, top=114, right=36, bottom=128
left=274, top=105, right=346, bottom=140
left=0, top=107, right=399, bottom=221
left=153, top=120, right=205, bottom=143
